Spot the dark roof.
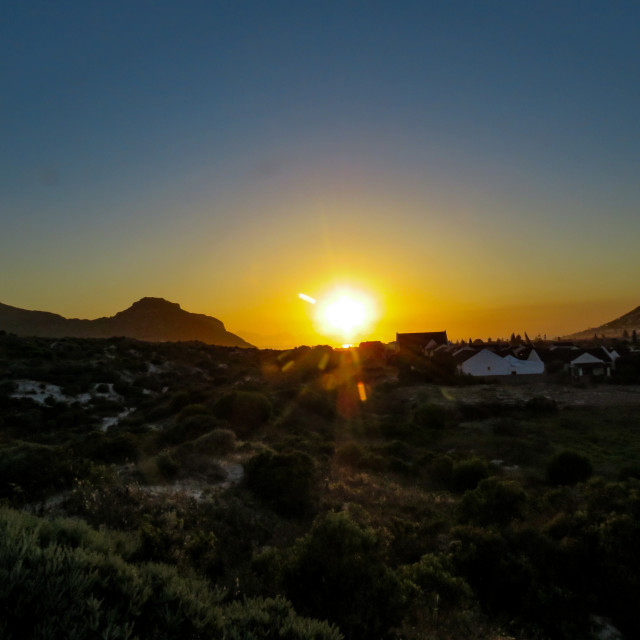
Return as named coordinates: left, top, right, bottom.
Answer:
left=536, top=348, right=579, bottom=364
left=451, top=347, right=478, bottom=363
left=396, top=331, right=448, bottom=351
left=536, top=347, right=614, bottom=364
left=584, top=347, right=616, bottom=362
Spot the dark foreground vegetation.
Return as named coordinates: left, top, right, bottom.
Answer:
left=1, top=332, right=640, bottom=639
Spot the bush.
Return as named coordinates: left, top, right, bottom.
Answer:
left=221, top=596, right=343, bottom=640
left=282, top=511, right=405, bottom=640
left=71, top=432, right=139, bottom=464
left=525, top=395, right=558, bottom=415
left=547, top=450, right=594, bottom=486
left=451, top=457, right=490, bottom=493
left=458, top=477, right=528, bottom=527
left=194, top=428, right=237, bottom=455
left=176, top=403, right=211, bottom=421
left=413, top=402, right=453, bottom=430
left=295, top=388, right=337, bottom=419
left=213, top=391, right=271, bottom=435
left=160, top=414, right=222, bottom=445
left=401, top=553, right=472, bottom=614
left=156, top=450, right=180, bottom=480
left=429, top=454, right=454, bottom=488
left=335, top=441, right=364, bottom=467
left=168, top=389, right=207, bottom=412
left=244, top=449, right=317, bottom=517
left=0, top=507, right=342, bottom=640
left=0, top=442, right=81, bottom=503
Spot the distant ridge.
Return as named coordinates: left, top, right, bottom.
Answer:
left=564, top=304, right=640, bottom=340
left=0, top=297, right=253, bottom=347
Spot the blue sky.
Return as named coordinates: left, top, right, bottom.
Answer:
left=2, top=1, right=639, bottom=346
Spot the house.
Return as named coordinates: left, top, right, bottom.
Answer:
left=537, top=345, right=619, bottom=379
left=568, top=347, right=618, bottom=378
left=504, top=349, right=545, bottom=375
left=456, top=348, right=511, bottom=376
left=396, top=331, right=448, bottom=354
left=455, top=347, right=545, bottom=376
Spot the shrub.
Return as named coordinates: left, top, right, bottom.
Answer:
left=429, top=454, right=454, bottom=488
left=160, top=414, right=222, bottom=445
left=194, top=428, right=237, bottom=455
left=156, top=450, right=180, bottom=480
left=0, top=442, right=81, bottom=503
left=169, top=390, right=200, bottom=412
left=401, top=553, right=472, bottom=613
left=0, top=508, right=224, bottom=639
left=222, top=596, right=343, bottom=640
left=295, top=388, right=337, bottom=419
left=451, top=524, right=592, bottom=638
left=282, top=511, right=405, bottom=640
left=413, top=402, right=453, bottom=430
left=451, top=457, right=490, bottom=493
left=547, top=450, right=594, bottom=486
left=525, top=395, right=558, bottom=416
left=458, top=477, right=528, bottom=527
left=213, top=391, right=271, bottom=435
left=71, top=432, right=139, bottom=464
left=335, top=441, right=364, bottom=467
left=618, top=464, right=640, bottom=481
left=244, top=449, right=317, bottom=517
left=0, top=507, right=342, bottom=640
left=176, top=403, right=210, bottom=422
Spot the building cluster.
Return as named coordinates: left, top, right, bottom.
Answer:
left=362, top=331, right=634, bottom=380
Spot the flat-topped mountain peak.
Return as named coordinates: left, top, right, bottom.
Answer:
left=0, top=298, right=252, bottom=347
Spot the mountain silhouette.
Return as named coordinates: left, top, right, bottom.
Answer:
left=0, top=297, right=253, bottom=347
left=564, top=304, right=640, bottom=340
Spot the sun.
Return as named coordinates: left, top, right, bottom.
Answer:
left=323, top=295, right=366, bottom=335
left=311, top=286, right=377, bottom=342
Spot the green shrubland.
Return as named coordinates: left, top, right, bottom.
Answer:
left=1, top=334, right=640, bottom=639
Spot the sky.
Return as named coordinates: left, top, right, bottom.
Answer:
left=2, top=1, right=639, bottom=348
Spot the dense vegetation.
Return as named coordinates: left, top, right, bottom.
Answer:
left=1, top=332, right=640, bottom=639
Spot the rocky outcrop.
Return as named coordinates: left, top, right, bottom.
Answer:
left=0, top=297, right=253, bottom=347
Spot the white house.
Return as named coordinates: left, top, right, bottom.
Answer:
left=569, top=351, right=612, bottom=378
left=457, top=348, right=545, bottom=376
left=458, top=349, right=512, bottom=376
left=505, top=349, right=545, bottom=375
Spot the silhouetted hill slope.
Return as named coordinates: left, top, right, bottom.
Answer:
left=564, top=304, right=640, bottom=339
left=0, top=297, right=253, bottom=347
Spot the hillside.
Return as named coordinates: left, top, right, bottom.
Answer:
left=564, top=303, right=640, bottom=340
left=1, top=334, right=640, bottom=639
left=0, top=297, right=253, bottom=347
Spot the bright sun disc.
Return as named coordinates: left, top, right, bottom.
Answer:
left=324, top=296, right=366, bottom=334
left=314, top=287, right=376, bottom=341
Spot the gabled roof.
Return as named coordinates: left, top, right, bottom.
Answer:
left=571, top=351, right=606, bottom=365
left=396, top=331, right=448, bottom=351
left=536, top=348, right=580, bottom=363
left=584, top=347, right=619, bottom=363
left=451, top=347, right=478, bottom=363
